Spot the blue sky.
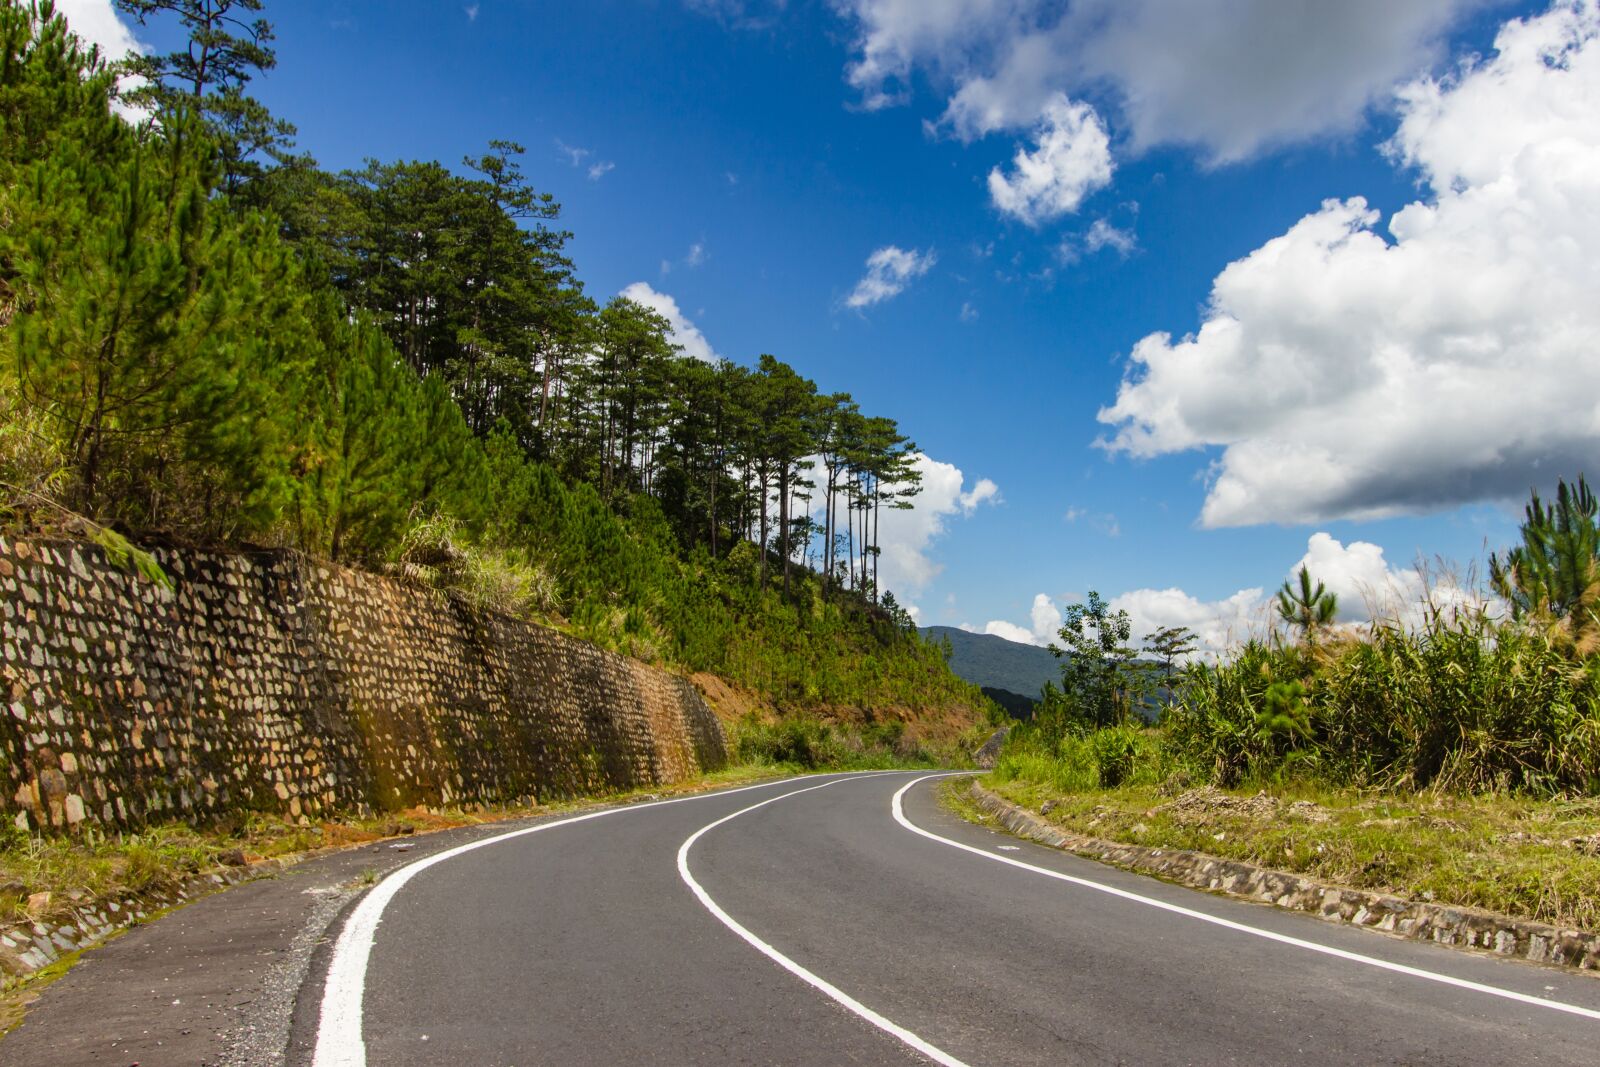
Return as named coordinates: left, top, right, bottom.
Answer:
left=68, top=0, right=1600, bottom=653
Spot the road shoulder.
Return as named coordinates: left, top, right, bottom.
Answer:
left=956, top=777, right=1600, bottom=976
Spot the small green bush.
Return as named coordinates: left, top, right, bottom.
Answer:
left=1090, top=727, right=1141, bottom=788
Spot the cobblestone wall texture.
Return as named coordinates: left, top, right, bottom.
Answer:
left=0, top=537, right=726, bottom=833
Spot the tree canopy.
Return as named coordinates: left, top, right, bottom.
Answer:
left=0, top=0, right=984, bottom=721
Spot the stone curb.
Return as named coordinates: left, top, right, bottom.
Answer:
left=968, top=780, right=1600, bottom=974
left=0, top=857, right=291, bottom=989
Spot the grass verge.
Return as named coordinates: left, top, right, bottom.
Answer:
left=977, top=774, right=1600, bottom=931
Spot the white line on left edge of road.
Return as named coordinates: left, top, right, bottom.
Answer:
left=311, top=773, right=888, bottom=1067
left=677, top=776, right=974, bottom=1067
left=890, top=775, right=1600, bottom=1024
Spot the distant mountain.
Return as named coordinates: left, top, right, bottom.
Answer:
left=920, top=626, right=1061, bottom=713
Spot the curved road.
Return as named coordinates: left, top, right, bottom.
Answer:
left=294, top=771, right=1600, bottom=1066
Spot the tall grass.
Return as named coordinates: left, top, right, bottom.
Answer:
left=993, top=723, right=1172, bottom=793
left=1170, top=609, right=1600, bottom=795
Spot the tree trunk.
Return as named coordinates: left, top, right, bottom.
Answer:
left=779, top=462, right=791, bottom=598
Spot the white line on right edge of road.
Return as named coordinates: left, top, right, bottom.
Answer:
left=311, top=772, right=893, bottom=1067
left=677, top=776, right=974, bottom=1067
left=891, top=775, right=1600, bottom=1024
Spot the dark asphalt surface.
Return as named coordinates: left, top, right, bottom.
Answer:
left=7, top=771, right=1600, bottom=1066
left=302, top=771, right=1600, bottom=1066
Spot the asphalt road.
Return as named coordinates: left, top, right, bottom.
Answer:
left=293, top=771, right=1600, bottom=1067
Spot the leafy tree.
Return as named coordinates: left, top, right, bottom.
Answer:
left=1277, top=565, right=1337, bottom=641
left=814, top=392, right=858, bottom=592
left=1254, top=679, right=1312, bottom=756
left=1049, top=591, right=1146, bottom=730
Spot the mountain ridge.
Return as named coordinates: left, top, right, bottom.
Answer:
left=920, top=626, right=1061, bottom=712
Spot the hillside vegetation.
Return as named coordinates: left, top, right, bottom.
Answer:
left=919, top=626, right=1061, bottom=711
left=0, top=2, right=994, bottom=753
left=981, top=478, right=1600, bottom=927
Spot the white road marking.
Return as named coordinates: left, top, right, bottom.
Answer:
left=677, top=777, right=973, bottom=1067
left=311, top=772, right=885, bottom=1067
left=891, top=775, right=1600, bottom=1024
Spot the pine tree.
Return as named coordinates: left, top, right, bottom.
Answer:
left=1490, top=476, right=1600, bottom=620
left=115, top=0, right=300, bottom=195
left=1277, top=566, right=1338, bottom=641
left=1144, top=625, right=1198, bottom=688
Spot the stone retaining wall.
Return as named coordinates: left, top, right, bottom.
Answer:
left=970, top=781, right=1600, bottom=974
left=0, top=536, right=727, bottom=834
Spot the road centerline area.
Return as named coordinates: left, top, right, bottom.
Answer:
left=889, top=775, right=1600, bottom=1025
left=310, top=773, right=874, bottom=1067
left=676, top=775, right=972, bottom=1067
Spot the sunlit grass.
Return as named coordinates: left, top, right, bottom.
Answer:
left=982, top=773, right=1600, bottom=930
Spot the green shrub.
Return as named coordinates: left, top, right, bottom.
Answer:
left=1168, top=612, right=1600, bottom=795
left=1090, top=727, right=1141, bottom=788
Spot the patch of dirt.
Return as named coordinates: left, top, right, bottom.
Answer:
left=1564, top=833, right=1600, bottom=856
left=688, top=672, right=985, bottom=744
left=690, top=673, right=764, bottom=724
left=1287, top=800, right=1333, bottom=824
left=1158, top=786, right=1331, bottom=825
left=392, top=805, right=476, bottom=833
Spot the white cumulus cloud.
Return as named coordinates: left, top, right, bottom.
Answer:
left=54, top=0, right=143, bottom=61
left=972, top=593, right=1062, bottom=648
left=872, top=453, right=999, bottom=596
left=53, top=0, right=147, bottom=120
left=975, top=619, right=1037, bottom=645
left=1083, top=218, right=1137, bottom=256
left=1099, top=1, right=1600, bottom=527
left=984, top=532, right=1492, bottom=661
left=845, top=245, right=937, bottom=309
left=987, top=94, right=1113, bottom=224
left=1108, top=586, right=1271, bottom=662
left=617, top=282, right=720, bottom=363
left=836, top=0, right=1483, bottom=163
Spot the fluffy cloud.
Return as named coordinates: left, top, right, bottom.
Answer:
left=983, top=532, right=1490, bottom=660
left=969, top=593, right=1062, bottom=647
left=977, top=619, right=1037, bottom=645
left=845, top=245, right=937, bottom=308
left=871, top=453, right=999, bottom=596
left=838, top=0, right=1021, bottom=112
left=836, top=0, right=1481, bottom=162
left=1109, top=586, right=1271, bottom=661
left=987, top=94, right=1113, bottom=223
left=1099, top=1, right=1600, bottom=527
left=55, top=0, right=142, bottom=61
left=617, top=283, right=720, bottom=362
left=53, top=0, right=146, bottom=119
left=1083, top=219, right=1136, bottom=257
